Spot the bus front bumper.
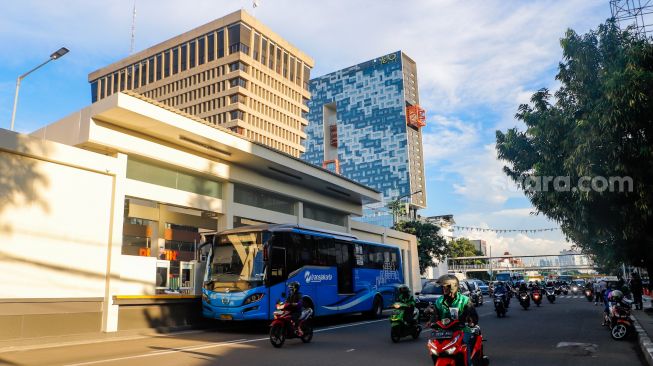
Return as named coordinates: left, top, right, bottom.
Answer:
left=202, top=302, right=268, bottom=321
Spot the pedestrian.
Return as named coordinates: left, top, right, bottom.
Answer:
left=630, top=272, right=643, bottom=310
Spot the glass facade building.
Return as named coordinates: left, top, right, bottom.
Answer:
left=302, top=51, right=426, bottom=227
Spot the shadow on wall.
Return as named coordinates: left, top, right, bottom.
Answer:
left=0, top=133, right=51, bottom=235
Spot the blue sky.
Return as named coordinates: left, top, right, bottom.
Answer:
left=0, top=0, right=613, bottom=255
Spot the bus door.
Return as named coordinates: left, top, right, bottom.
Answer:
left=268, top=245, right=287, bottom=313
left=335, top=241, right=354, bottom=294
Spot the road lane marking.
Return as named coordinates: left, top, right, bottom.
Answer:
left=345, top=348, right=356, bottom=352
left=65, top=318, right=388, bottom=366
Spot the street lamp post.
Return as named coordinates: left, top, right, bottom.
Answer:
left=10, top=47, right=69, bottom=131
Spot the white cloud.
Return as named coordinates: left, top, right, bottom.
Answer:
left=422, top=115, right=479, bottom=162
left=441, top=144, right=523, bottom=205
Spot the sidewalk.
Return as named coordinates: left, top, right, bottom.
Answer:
left=0, top=325, right=202, bottom=354
left=632, top=295, right=653, bottom=366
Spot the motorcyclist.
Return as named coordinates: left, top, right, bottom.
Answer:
left=428, top=275, right=479, bottom=364
left=494, top=281, right=509, bottom=307
left=286, top=281, right=304, bottom=335
left=397, top=284, right=416, bottom=324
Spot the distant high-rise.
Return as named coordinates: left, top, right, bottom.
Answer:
left=89, top=10, right=313, bottom=157
left=303, top=51, right=427, bottom=227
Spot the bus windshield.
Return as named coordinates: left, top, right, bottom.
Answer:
left=208, top=231, right=266, bottom=291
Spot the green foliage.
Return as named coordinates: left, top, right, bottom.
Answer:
left=495, top=20, right=653, bottom=276
left=447, top=238, right=483, bottom=258
left=393, top=220, right=448, bottom=274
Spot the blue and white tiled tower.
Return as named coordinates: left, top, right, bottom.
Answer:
left=303, top=51, right=427, bottom=227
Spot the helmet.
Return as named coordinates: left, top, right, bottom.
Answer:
left=398, top=284, right=411, bottom=297
left=288, top=281, right=300, bottom=293
left=610, top=290, right=623, bottom=302
left=438, top=275, right=459, bottom=295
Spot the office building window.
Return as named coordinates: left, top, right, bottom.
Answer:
left=218, top=29, right=225, bottom=58
left=134, top=64, right=140, bottom=88
left=289, top=56, right=295, bottom=82
left=303, top=66, right=311, bottom=90
left=269, top=44, right=275, bottom=70
left=120, top=71, right=126, bottom=91
left=172, top=48, right=179, bottom=74
left=276, top=47, right=282, bottom=74
left=230, top=110, right=244, bottom=121
left=156, top=54, right=162, bottom=81
left=148, top=57, right=155, bottom=83
left=91, top=81, right=98, bottom=102
left=198, top=37, right=205, bottom=65
left=141, top=62, right=147, bottom=85
left=189, top=41, right=196, bottom=68
left=229, top=77, right=247, bottom=88
left=181, top=44, right=187, bottom=71
left=283, top=53, right=289, bottom=78
left=261, top=38, right=268, bottom=66
left=99, top=78, right=106, bottom=99
left=164, top=51, right=170, bottom=77
left=207, top=32, right=215, bottom=62
left=253, top=33, right=260, bottom=61
left=229, top=61, right=248, bottom=73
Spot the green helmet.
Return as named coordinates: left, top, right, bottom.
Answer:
left=438, top=274, right=460, bottom=294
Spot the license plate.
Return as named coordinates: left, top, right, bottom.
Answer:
left=432, top=330, right=453, bottom=339
left=219, top=314, right=233, bottom=320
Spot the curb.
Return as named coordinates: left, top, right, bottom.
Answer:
left=632, top=314, right=653, bottom=366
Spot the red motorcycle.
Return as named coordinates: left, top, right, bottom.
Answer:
left=269, top=302, right=314, bottom=348
left=608, top=302, right=634, bottom=340
left=531, top=290, right=542, bottom=307
left=427, top=318, right=489, bottom=366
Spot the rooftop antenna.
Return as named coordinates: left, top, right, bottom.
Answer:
left=130, top=1, right=137, bottom=54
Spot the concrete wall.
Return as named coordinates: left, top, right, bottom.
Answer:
left=0, top=130, right=125, bottom=340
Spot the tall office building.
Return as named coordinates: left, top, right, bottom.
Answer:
left=89, top=10, right=313, bottom=157
left=303, top=51, right=427, bottom=227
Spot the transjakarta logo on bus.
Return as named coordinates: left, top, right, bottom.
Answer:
left=305, top=271, right=333, bottom=284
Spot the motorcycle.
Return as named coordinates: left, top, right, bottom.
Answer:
left=493, top=293, right=507, bottom=318
left=554, top=285, right=562, bottom=295
left=585, top=288, right=594, bottom=302
left=608, top=301, right=634, bottom=340
left=427, top=318, right=490, bottom=366
left=571, top=284, right=579, bottom=295
left=531, top=289, right=542, bottom=307
left=390, top=302, right=421, bottom=342
left=545, top=287, right=556, bottom=304
left=518, top=291, right=530, bottom=310
left=561, top=284, right=569, bottom=295
left=269, top=302, right=314, bottom=348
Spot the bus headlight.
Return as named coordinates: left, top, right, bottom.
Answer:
left=244, top=293, right=264, bottom=305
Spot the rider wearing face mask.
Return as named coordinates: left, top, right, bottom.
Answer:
left=428, top=275, right=479, bottom=364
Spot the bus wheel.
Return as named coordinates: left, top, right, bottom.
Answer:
left=367, top=296, right=383, bottom=318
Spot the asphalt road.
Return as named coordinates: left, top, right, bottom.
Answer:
left=0, top=295, right=645, bottom=366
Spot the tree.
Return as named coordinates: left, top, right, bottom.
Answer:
left=447, top=238, right=483, bottom=258
left=393, top=220, right=448, bottom=274
left=496, top=20, right=653, bottom=277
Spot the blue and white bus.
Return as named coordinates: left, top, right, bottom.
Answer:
left=200, top=224, right=404, bottom=321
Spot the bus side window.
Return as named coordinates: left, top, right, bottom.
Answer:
left=316, top=237, right=335, bottom=266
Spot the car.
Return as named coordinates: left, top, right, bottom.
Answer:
left=464, top=280, right=484, bottom=306
left=471, top=279, right=490, bottom=295
left=415, top=280, right=443, bottom=319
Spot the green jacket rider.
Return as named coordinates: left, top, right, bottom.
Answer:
left=429, top=275, right=479, bottom=363
left=397, top=284, right=416, bottom=323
